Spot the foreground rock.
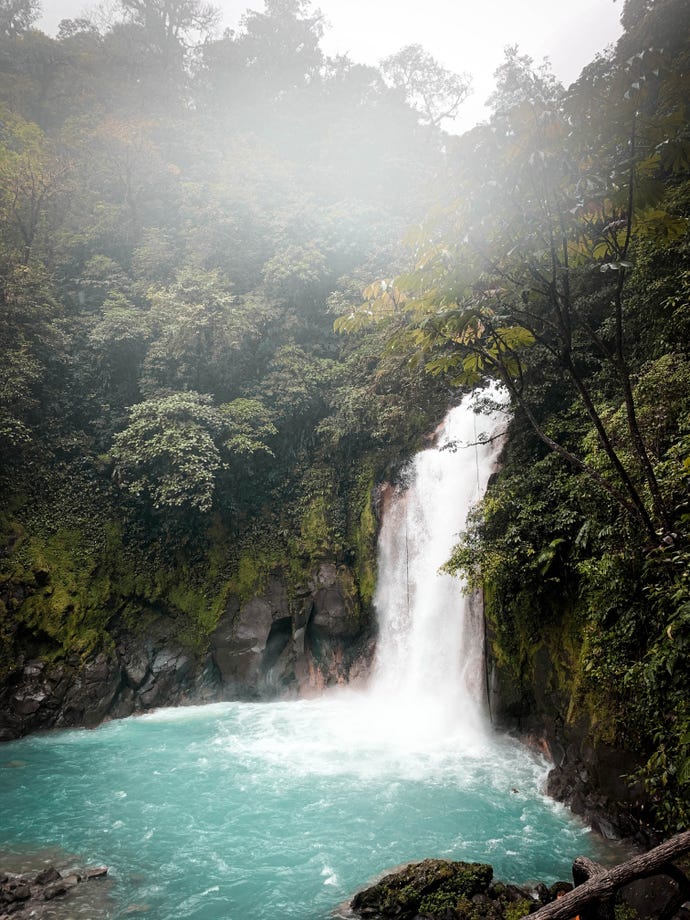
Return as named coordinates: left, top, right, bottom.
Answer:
left=0, top=864, right=107, bottom=918
left=351, top=834, right=690, bottom=920
left=350, top=859, right=538, bottom=920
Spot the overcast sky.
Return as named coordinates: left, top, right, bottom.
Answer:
left=38, top=0, right=624, bottom=131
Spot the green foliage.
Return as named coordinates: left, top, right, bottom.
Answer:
left=332, top=0, right=690, bottom=832
left=347, top=462, right=378, bottom=607
left=221, top=398, right=276, bottom=459
left=0, top=0, right=687, bottom=838
left=111, top=391, right=226, bottom=513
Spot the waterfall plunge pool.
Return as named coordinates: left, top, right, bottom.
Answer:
left=0, top=695, right=608, bottom=920
left=0, top=394, right=618, bottom=918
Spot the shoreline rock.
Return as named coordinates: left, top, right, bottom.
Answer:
left=0, top=864, right=108, bottom=919
left=350, top=859, right=551, bottom=920
left=349, top=855, right=690, bottom=920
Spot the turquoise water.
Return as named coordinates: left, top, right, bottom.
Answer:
left=0, top=692, right=598, bottom=920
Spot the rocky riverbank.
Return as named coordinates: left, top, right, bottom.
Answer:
left=349, top=859, right=540, bottom=920
left=0, top=865, right=108, bottom=919
left=348, top=853, right=689, bottom=920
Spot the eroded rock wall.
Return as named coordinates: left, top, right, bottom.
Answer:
left=0, top=562, right=373, bottom=742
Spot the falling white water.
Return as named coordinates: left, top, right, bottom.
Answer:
left=368, top=388, right=507, bottom=744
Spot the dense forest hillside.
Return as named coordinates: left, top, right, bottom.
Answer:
left=0, top=0, right=689, bottom=837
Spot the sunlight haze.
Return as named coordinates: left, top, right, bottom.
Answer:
left=38, top=0, right=623, bottom=131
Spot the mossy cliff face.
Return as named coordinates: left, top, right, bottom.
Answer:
left=484, top=592, right=650, bottom=842
left=0, top=473, right=380, bottom=740
left=0, top=549, right=373, bottom=740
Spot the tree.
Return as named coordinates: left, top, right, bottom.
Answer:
left=0, top=107, right=73, bottom=262
left=235, top=0, right=324, bottom=93
left=0, top=0, right=39, bottom=37
left=338, top=45, right=689, bottom=546
left=221, top=397, right=276, bottom=460
left=111, top=390, right=278, bottom=515
left=111, top=390, right=226, bottom=513
left=86, top=116, right=178, bottom=253
left=117, top=0, right=220, bottom=69
left=87, top=293, right=152, bottom=410
left=0, top=262, right=67, bottom=464
left=380, top=43, right=471, bottom=129
left=139, top=270, right=264, bottom=401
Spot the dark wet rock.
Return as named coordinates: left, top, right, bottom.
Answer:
left=6, top=884, right=31, bottom=902
left=10, top=692, right=45, bottom=716
left=210, top=589, right=277, bottom=694
left=42, top=879, right=69, bottom=900
left=0, top=865, right=108, bottom=918
left=210, top=566, right=372, bottom=699
left=120, top=645, right=149, bottom=689
left=22, top=661, right=45, bottom=678
left=350, top=857, right=690, bottom=920
left=543, top=745, right=653, bottom=845
left=33, top=868, right=60, bottom=886
left=309, top=563, right=360, bottom=639
left=487, top=642, right=656, bottom=845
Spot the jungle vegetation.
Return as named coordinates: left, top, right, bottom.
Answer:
left=338, top=0, right=690, bottom=832
left=0, top=0, right=689, bottom=832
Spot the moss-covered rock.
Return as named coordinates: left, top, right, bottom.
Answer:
left=350, top=859, right=552, bottom=920
left=351, top=859, right=498, bottom=919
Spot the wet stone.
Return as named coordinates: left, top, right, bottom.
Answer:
left=34, top=867, right=60, bottom=886
left=0, top=863, right=109, bottom=916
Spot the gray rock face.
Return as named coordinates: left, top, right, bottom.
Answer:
left=209, top=565, right=371, bottom=699
left=0, top=620, right=217, bottom=741
left=311, top=563, right=360, bottom=639
left=0, top=561, right=373, bottom=741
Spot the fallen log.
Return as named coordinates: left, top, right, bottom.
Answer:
left=523, top=830, right=690, bottom=920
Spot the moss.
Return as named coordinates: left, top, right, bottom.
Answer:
left=0, top=502, right=242, bottom=671
left=504, top=899, right=532, bottom=920
left=353, top=860, right=495, bottom=920
left=349, top=464, right=378, bottom=607
left=228, top=545, right=278, bottom=605
left=1, top=526, right=113, bottom=665
left=299, top=494, right=332, bottom=559
left=614, top=904, right=640, bottom=920
left=0, top=443, right=375, bottom=685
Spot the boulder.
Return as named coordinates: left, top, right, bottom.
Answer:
left=351, top=859, right=500, bottom=919
left=0, top=864, right=108, bottom=917
left=210, top=578, right=290, bottom=694
left=349, top=861, right=576, bottom=920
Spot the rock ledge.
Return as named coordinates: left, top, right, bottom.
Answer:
left=0, top=864, right=108, bottom=918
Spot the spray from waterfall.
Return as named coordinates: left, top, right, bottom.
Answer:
left=366, top=387, right=507, bottom=743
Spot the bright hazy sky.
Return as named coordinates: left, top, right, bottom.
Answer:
left=38, top=0, right=624, bottom=131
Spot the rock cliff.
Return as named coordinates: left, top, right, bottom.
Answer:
left=0, top=562, right=372, bottom=742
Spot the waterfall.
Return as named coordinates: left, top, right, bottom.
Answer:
left=367, top=388, right=507, bottom=743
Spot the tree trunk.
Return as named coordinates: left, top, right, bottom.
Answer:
left=523, top=831, right=690, bottom=920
